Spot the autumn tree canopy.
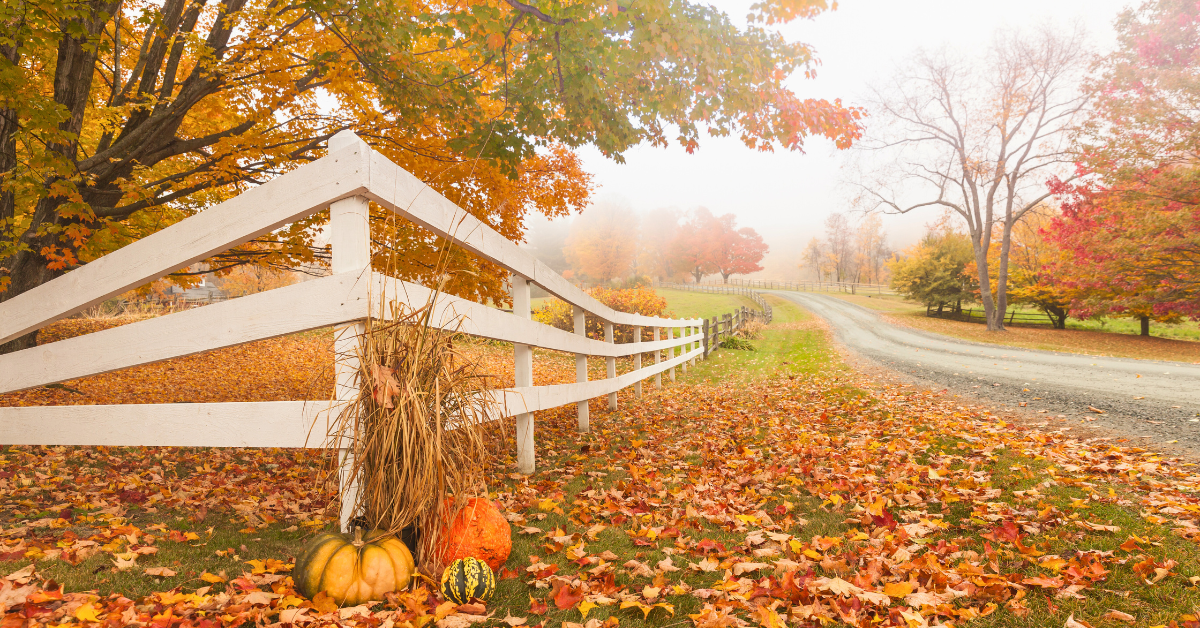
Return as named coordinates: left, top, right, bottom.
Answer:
left=0, top=0, right=864, bottom=352
left=1046, top=0, right=1199, bottom=335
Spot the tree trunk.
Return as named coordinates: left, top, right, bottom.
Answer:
left=1140, top=315, right=1150, bottom=337
left=972, top=245, right=1001, bottom=331
left=994, top=219, right=1015, bottom=332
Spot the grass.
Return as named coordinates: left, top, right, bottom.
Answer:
left=686, top=295, right=844, bottom=384
left=655, top=288, right=762, bottom=321
left=825, top=293, right=1200, bottom=363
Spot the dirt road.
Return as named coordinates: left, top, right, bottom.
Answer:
left=778, top=292, right=1200, bottom=452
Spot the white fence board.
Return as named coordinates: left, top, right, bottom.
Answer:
left=0, top=401, right=331, bottom=448
left=494, top=345, right=702, bottom=416
left=361, top=148, right=698, bottom=328
left=0, top=273, right=369, bottom=394
left=372, top=274, right=698, bottom=358
left=0, top=144, right=369, bottom=346
left=0, top=347, right=701, bottom=448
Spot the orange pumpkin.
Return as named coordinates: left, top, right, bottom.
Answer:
left=434, top=497, right=512, bottom=571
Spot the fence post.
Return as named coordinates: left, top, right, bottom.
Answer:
left=330, top=184, right=370, bottom=533
left=574, top=305, right=588, bottom=433
left=653, top=326, right=662, bottom=389
left=513, top=275, right=535, bottom=472
left=605, top=322, right=617, bottom=410
left=703, top=318, right=710, bottom=359
left=633, top=326, right=642, bottom=398
left=668, top=327, right=677, bottom=382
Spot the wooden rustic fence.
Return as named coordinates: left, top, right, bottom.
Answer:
left=701, top=277, right=897, bottom=296
left=653, top=282, right=772, bottom=358
left=926, top=305, right=1057, bottom=326
left=0, top=132, right=713, bottom=531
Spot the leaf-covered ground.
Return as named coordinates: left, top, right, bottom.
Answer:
left=3, top=300, right=1200, bottom=627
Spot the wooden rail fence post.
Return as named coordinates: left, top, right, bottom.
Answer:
left=668, top=327, right=677, bottom=382
left=653, top=326, right=662, bottom=389
left=703, top=318, right=710, bottom=359
left=574, top=305, right=588, bottom=433
left=633, top=326, right=642, bottom=398
left=514, top=275, right=535, bottom=472
left=605, top=322, right=617, bottom=410
left=328, top=147, right=370, bottom=532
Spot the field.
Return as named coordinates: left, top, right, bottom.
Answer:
left=2, top=293, right=1200, bottom=628
left=826, top=293, right=1200, bottom=364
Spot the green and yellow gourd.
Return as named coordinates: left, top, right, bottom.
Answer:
left=293, top=528, right=415, bottom=606
left=440, top=557, right=496, bottom=604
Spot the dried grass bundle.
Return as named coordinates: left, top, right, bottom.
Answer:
left=327, top=295, right=501, bottom=573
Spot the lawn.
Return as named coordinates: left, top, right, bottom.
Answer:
left=3, top=293, right=1200, bottom=628
left=656, top=288, right=762, bottom=321
left=826, top=293, right=1200, bottom=364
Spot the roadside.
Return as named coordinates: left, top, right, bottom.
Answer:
left=826, top=292, right=1200, bottom=364
left=776, top=291, right=1200, bottom=457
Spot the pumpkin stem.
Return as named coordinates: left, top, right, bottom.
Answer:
left=352, top=526, right=364, bottom=548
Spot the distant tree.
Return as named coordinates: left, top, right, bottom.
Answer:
left=800, top=237, right=828, bottom=282
left=889, top=229, right=977, bottom=313
left=711, top=215, right=768, bottom=283
left=853, top=214, right=891, bottom=284
left=219, top=265, right=298, bottom=298
left=823, top=213, right=856, bottom=283
left=564, top=202, right=638, bottom=283
left=800, top=212, right=890, bottom=285
left=670, top=208, right=722, bottom=283
left=638, top=208, right=683, bottom=281
left=859, top=27, right=1089, bottom=330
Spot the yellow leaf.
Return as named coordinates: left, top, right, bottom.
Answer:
left=866, top=497, right=886, bottom=517
left=278, top=595, right=304, bottom=609
left=620, top=600, right=652, bottom=619
left=802, top=549, right=822, bottom=560
left=74, top=603, right=102, bottom=623
left=578, top=601, right=598, bottom=619
left=883, top=582, right=914, bottom=598
left=200, top=572, right=226, bottom=583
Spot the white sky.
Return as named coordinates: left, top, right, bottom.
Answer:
left=538, top=0, right=1134, bottom=279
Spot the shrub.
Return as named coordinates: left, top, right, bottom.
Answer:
left=720, top=336, right=756, bottom=351
left=533, top=286, right=669, bottom=343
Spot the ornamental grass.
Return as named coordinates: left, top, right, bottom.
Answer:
left=326, top=286, right=503, bottom=574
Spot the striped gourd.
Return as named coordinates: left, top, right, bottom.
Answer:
left=440, top=557, right=496, bottom=604
left=293, top=528, right=415, bottom=606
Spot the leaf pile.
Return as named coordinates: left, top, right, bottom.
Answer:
left=489, top=373, right=1200, bottom=628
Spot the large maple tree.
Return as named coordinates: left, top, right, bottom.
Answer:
left=1047, top=0, right=1200, bottom=335
left=0, top=0, right=863, bottom=353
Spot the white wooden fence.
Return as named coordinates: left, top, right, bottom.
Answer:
left=0, top=132, right=705, bottom=529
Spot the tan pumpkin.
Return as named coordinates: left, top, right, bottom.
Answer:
left=293, top=528, right=415, bottom=606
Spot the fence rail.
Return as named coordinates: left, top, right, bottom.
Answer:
left=926, top=305, right=1056, bottom=326
left=698, top=277, right=897, bottom=295
left=654, top=282, right=773, bottom=358
left=0, top=132, right=745, bottom=531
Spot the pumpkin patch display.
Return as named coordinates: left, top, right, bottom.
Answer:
left=293, top=528, right=415, bottom=606
left=433, top=497, right=512, bottom=571
left=440, top=557, right=496, bottom=604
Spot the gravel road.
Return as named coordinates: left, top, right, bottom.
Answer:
left=777, top=291, right=1200, bottom=453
